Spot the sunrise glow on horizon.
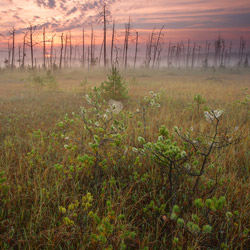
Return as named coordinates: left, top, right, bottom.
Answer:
left=0, top=0, right=249, bottom=45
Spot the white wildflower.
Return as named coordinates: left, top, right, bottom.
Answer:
left=136, top=108, right=140, bottom=112
left=94, top=122, right=99, bottom=127
left=65, top=137, right=69, bottom=140
left=103, top=114, right=108, bottom=119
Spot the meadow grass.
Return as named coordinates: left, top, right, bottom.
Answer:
left=0, top=68, right=250, bottom=249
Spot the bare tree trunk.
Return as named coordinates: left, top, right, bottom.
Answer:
left=134, top=31, right=139, bottom=69
left=18, top=45, right=21, bottom=68
left=147, top=28, right=155, bottom=67
left=191, top=42, right=196, bottom=69
left=124, top=18, right=131, bottom=69
left=22, top=33, right=27, bottom=68
left=103, top=3, right=107, bottom=68
left=69, top=30, right=72, bottom=68
left=10, top=27, right=15, bottom=71
left=91, top=26, right=94, bottom=66
left=59, top=33, right=64, bottom=69
left=64, top=33, right=68, bottom=67
left=50, top=35, right=55, bottom=69
left=88, top=46, right=90, bottom=71
left=99, top=39, right=104, bottom=67
left=111, top=21, right=115, bottom=67
left=186, top=39, right=190, bottom=68
left=43, top=26, right=46, bottom=69
left=152, top=26, right=164, bottom=68
left=29, top=25, right=34, bottom=69
left=228, top=41, right=232, bottom=67
left=82, top=28, right=85, bottom=67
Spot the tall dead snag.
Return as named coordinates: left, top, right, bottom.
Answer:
left=7, top=41, right=11, bottom=68
left=103, top=4, right=107, bottom=68
left=214, top=36, right=224, bottom=68
left=64, top=33, right=68, bottom=67
left=134, top=31, right=139, bottom=69
left=91, top=26, right=94, bottom=66
left=99, top=39, right=104, bottom=67
left=191, top=42, right=196, bottom=69
left=186, top=39, right=190, bottom=68
left=27, top=25, right=36, bottom=69
left=238, top=36, right=246, bottom=67
left=152, top=26, right=164, bottom=69
left=59, top=33, right=64, bottom=69
left=220, top=39, right=226, bottom=68
left=29, top=25, right=34, bottom=69
left=87, top=46, right=90, bottom=70
left=82, top=28, right=85, bottom=67
left=21, top=33, right=27, bottom=68
left=227, top=41, right=232, bottom=67
left=90, top=26, right=96, bottom=67
left=69, top=30, right=72, bottom=67
left=9, top=27, right=16, bottom=70
left=18, top=45, right=21, bottom=68
left=98, top=4, right=111, bottom=68
left=145, top=28, right=155, bottom=68
left=122, top=18, right=131, bottom=68
left=203, top=41, right=210, bottom=69
left=111, top=21, right=115, bottom=67
left=43, top=26, right=46, bottom=69
left=50, top=35, right=55, bottom=69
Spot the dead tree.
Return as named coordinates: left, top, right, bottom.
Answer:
left=9, top=27, right=16, bottom=70
left=43, top=26, right=46, bottom=69
left=111, top=21, right=115, bottom=67
left=145, top=28, right=155, bottom=68
left=191, top=42, right=196, bottom=69
left=82, top=28, right=85, bottom=67
left=27, top=25, right=37, bottom=69
left=50, top=34, right=56, bottom=69
left=29, top=25, right=34, bottom=69
left=228, top=41, right=232, bottom=67
left=59, top=33, right=64, bottom=69
left=21, top=33, right=27, bottom=68
left=186, top=39, right=190, bottom=68
left=238, top=36, right=246, bottom=67
left=69, top=30, right=72, bottom=67
left=64, top=33, right=68, bottom=67
left=18, top=45, right=21, bottom=68
left=134, top=31, right=139, bottom=69
left=152, top=26, right=164, bottom=68
left=91, top=26, right=94, bottom=66
left=123, top=18, right=131, bottom=68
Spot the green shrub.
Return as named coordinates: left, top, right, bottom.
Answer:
left=100, top=67, right=128, bottom=100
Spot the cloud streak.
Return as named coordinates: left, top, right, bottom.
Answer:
left=0, top=0, right=249, bottom=43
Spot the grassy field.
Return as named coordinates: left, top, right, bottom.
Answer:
left=0, top=68, right=250, bottom=249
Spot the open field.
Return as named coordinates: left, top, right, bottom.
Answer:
left=0, top=68, right=250, bottom=249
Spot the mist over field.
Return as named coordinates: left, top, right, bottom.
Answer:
left=0, top=0, right=250, bottom=249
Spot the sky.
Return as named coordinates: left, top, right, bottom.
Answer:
left=0, top=0, right=250, bottom=48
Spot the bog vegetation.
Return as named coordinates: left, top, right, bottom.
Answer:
left=0, top=67, right=250, bottom=249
